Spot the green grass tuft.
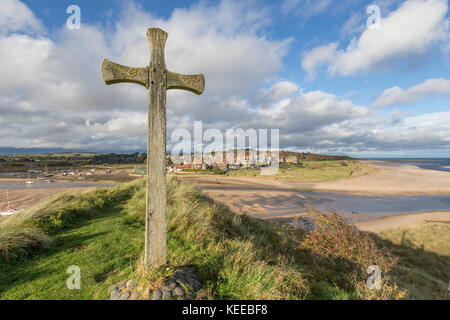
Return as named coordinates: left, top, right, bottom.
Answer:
left=225, top=160, right=374, bottom=181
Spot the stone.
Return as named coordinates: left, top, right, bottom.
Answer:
left=130, top=291, right=141, bottom=300
left=110, top=288, right=120, bottom=300
left=173, top=285, right=185, bottom=297
left=126, top=279, right=137, bottom=290
left=173, top=271, right=185, bottom=279
left=161, top=289, right=172, bottom=300
left=119, top=281, right=127, bottom=291
left=176, top=278, right=188, bottom=287
left=108, top=284, right=118, bottom=292
left=165, top=281, right=177, bottom=291
left=191, top=274, right=200, bottom=280
left=192, top=279, right=201, bottom=288
left=119, top=291, right=131, bottom=300
left=152, top=289, right=162, bottom=300
left=102, top=28, right=205, bottom=269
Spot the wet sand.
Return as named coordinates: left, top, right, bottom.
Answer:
left=182, top=162, right=450, bottom=231
left=0, top=180, right=103, bottom=212
left=0, top=188, right=85, bottom=212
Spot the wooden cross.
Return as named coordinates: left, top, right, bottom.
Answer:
left=102, top=28, right=205, bottom=268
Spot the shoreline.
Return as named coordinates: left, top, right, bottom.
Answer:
left=0, top=176, right=127, bottom=185
left=0, top=187, right=87, bottom=212
left=182, top=162, right=450, bottom=231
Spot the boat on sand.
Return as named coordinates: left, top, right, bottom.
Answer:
left=0, top=189, right=24, bottom=216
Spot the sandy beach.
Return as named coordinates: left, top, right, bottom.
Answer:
left=0, top=188, right=86, bottom=212
left=182, top=161, right=450, bottom=231
left=309, top=161, right=450, bottom=195
left=355, top=210, right=450, bottom=232
left=0, top=178, right=105, bottom=214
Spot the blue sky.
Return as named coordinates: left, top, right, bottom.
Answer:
left=1, top=0, right=449, bottom=157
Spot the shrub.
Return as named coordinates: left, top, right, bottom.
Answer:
left=299, top=213, right=403, bottom=299
left=211, top=167, right=226, bottom=175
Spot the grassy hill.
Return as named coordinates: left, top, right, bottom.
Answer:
left=0, top=178, right=448, bottom=300
left=225, top=160, right=373, bottom=181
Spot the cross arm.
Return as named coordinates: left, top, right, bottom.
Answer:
left=167, top=71, right=205, bottom=95
left=102, top=59, right=149, bottom=88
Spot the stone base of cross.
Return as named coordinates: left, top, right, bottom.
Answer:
left=102, top=28, right=205, bottom=268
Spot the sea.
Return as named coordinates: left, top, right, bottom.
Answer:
left=364, top=158, right=450, bottom=173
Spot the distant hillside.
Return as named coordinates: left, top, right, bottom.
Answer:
left=279, top=151, right=352, bottom=161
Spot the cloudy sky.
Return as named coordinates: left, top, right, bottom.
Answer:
left=0, top=0, right=449, bottom=157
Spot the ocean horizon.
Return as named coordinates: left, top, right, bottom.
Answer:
left=362, top=158, right=450, bottom=173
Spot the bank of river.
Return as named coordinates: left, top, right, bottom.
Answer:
left=259, top=189, right=450, bottom=222
left=184, top=175, right=450, bottom=226
left=0, top=181, right=108, bottom=212
left=0, top=181, right=103, bottom=190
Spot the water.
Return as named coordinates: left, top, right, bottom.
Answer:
left=0, top=172, right=27, bottom=177
left=0, top=181, right=103, bottom=190
left=205, top=182, right=450, bottom=222
left=365, top=158, right=450, bottom=173
left=299, top=191, right=450, bottom=222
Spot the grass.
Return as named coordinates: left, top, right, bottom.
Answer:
left=0, top=206, right=143, bottom=299
left=225, top=160, right=374, bottom=182
left=372, top=224, right=450, bottom=300
left=0, top=181, right=144, bottom=299
left=0, top=177, right=446, bottom=300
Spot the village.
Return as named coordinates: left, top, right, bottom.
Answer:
left=0, top=151, right=351, bottom=179
left=167, top=150, right=350, bottom=172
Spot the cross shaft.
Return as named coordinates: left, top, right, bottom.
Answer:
left=102, top=28, right=205, bottom=268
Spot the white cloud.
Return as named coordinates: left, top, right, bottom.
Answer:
left=0, top=0, right=449, bottom=156
left=246, top=81, right=370, bottom=136
left=293, top=110, right=450, bottom=152
left=302, top=0, right=449, bottom=77
left=255, top=81, right=299, bottom=108
left=340, top=12, right=366, bottom=37
left=367, top=111, right=450, bottom=149
left=373, top=78, right=450, bottom=107
left=109, top=1, right=290, bottom=96
left=0, top=0, right=289, bottom=152
left=301, top=43, right=338, bottom=80
left=0, top=0, right=43, bottom=35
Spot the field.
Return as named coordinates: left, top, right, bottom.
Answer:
left=224, top=160, right=374, bottom=182
left=0, top=177, right=448, bottom=300
left=0, top=152, right=145, bottom=174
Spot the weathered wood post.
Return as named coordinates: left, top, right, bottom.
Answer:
left=102, top=28, right=205, bottom=268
